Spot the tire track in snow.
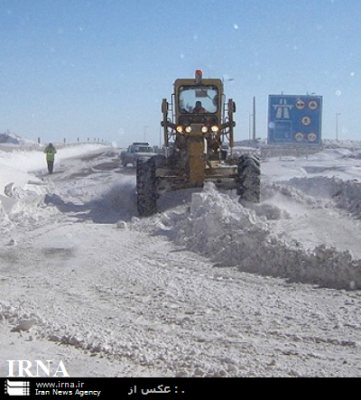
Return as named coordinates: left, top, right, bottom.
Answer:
left=2, top=147, right=361, bottom=376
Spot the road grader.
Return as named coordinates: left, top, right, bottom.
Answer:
left=136, top=70, right=260, bottom=216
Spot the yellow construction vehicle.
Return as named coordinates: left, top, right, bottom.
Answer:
left=136, top=70, right=260, bottom=216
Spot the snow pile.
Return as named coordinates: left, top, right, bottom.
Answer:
left=152, top=183, right=361, bottom=290
left=287, top=176, right=361, bottom=218
left=0, top=302, right=42, bottom=334
left=0, top=202, right=13, bottom=233
left=322, top=139, right=361, bottom=150
left=0, top=144, right=105, bottom=177
left=0, top=144, right=107, bottom=230
left=0, top=130, right=34, bottom=145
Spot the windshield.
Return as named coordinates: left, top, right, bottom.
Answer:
left=135, top=146, right=153, bottom=152
left=179, top=86, right=218, bottom=114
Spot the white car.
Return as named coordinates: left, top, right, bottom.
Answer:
left=120, top=142, right=157, bottom=167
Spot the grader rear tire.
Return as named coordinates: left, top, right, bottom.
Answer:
left=136, top=157, right=157, bottom=216
left=237, top=154, right=260, bottom=202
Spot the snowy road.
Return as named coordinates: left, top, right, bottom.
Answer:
left=1, top=145, right=361, bottom=377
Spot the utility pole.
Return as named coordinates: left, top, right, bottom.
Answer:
left=336, top=113, right=341, bottom=141
left=252, top=96, right=256, bottom=142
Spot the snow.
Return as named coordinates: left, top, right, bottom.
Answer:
left=1, top=141, right=361, bottom=377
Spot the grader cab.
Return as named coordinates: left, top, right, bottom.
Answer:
left=136, top=70, right=260, bottom=216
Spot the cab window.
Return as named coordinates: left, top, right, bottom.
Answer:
left=179, top=86, right=218, bottom=114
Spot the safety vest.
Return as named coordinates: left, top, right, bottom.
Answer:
left=44, top=147, right=57, bottom=161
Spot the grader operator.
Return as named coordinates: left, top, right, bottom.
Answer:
left=136, top=70, right=260, bottom=216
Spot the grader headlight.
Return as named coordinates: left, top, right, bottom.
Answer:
left=176, top=125, right=184, bottom=133
left=185, top=126, right=192, bottom=133
left=211, top=125, right=220, bottom=133
left=201, top=126, right=208, bottom=133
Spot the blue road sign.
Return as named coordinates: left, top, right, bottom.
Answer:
left=268, top=95, right=322, bottom=145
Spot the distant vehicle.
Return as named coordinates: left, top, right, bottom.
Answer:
left=120, top=142, right=157, bottom=167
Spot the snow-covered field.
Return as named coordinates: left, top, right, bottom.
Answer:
left=1, top=142, right=361, bottom=377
